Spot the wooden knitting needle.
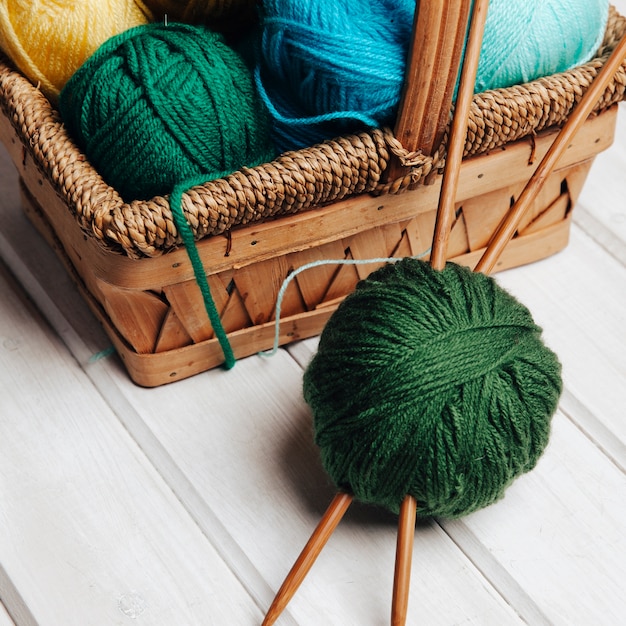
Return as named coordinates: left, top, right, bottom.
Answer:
left=386, top=0, right=471, bottom=181
left=475, top=30, right=626, bottom=275
left=261, top=4, right=626, bottom=626
left=410, top=27, right=626, bottom=626
left=430, top=0, right=490, bottom=272
left=391, top=494, right=418, bottom=626
left=262, top=491, right=353, bottom=626
left=390, top=2, right=490, bottom=625
left=263, top=2, right=490, bottom=625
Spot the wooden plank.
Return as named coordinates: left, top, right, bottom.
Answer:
left=0, top=264, right=261, bottom=625
left=0, top=602, right=15, bottom=626
left=115, top=352, right=529, bottom=626
left=495, top=225, right=626, bottom=460
left=443, top=412, right=626, bottom=625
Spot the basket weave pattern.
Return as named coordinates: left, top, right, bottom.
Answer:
left=1, top=7, right=626, bottom=386
left=0, top=9, right=625, bottom=260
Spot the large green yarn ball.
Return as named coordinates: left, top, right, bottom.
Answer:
left=303, top=259, right=562, bottom=519
left=59, top=22, right=274, bottom=201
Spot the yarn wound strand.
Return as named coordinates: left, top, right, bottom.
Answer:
left=303, top=258, right=562, bottom=518
left=0, top=0, right=153, bottom=102
left=59, top=21, right=275, bottom=202
left=255, top=0, right=609, bottom=152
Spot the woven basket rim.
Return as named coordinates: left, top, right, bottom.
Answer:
left=1, top=6, right=625, bottom=259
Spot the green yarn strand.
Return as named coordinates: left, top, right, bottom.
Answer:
left=304, top=259, right=562, bottom=518
left=170, top=180, right=235, bottom=369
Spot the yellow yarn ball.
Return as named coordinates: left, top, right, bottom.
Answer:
left=0, top=0, right=153, bottom=102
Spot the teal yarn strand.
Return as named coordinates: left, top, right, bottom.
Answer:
left=258, top=249, right=431, bottom=359
left=303, top=259, right=563, bottom=518
left=59, top=22, right=275, bottom=202
left=256, top=0, right=609, bottom=152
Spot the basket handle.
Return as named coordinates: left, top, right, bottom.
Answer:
left=386, top=0, right=472, bottom=180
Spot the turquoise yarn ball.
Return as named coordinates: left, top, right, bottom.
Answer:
left=59, top=22, right=275, bottom=202
left=256, top=0, right=609, bottom=152
left=303, top=259, right=562, bottom=518
left=256, top=0, right=415, bottom=152
left=472, top=0, right=609, bottom=94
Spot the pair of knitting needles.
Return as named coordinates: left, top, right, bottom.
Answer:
left=263, top=1, right=626, bottom=622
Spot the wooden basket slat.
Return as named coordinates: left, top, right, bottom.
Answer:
left=286, top=241, right=347, bottom=309
left=520, top=174, right=565, bottom=231
left=462, top=187, right=516, bottom=250
left=163, top=279, right=220, bottom=342
left=1, top=7, right=625, bottom=384
left=343, top=229, right=392, bottom=280
left=523, top=194, right=570, bottom=235
left=96, top=282, right=168, bottom=355
left=155, top=309, right=193, bottom=354
left=446, top=211, right=472, bottom=259
left=392, top=219, right=432, bottom=261
left=219, top=287, right=255, bottom=335
left=231, top=255, right=292, bottom=325
left=314, top=259, right=361, bottom=305
left=560, top=158, right=599, bottom=204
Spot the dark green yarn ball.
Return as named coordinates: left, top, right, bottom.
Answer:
left=303, top=259, right=562, bottom=519
left=59, top=22, right=275, bottom=202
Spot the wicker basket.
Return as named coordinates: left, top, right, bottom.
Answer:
left=1, top=6, right=625, bottom=386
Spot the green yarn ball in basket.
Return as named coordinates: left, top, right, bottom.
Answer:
left=59, top=21, right=275, bottom=202
left=303, top=258, right=563, bottom=519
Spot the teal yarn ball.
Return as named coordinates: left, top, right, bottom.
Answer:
left=256, top=0, right=609, bottom=152
left=59, top=22, right=275, bottom=202
left=471, top=0, right=609, bottom=95
left=303, top=259, right=563, bottom=519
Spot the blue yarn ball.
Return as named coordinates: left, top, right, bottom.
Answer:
left=255, top=0, right=609, bottom=152
left=255, top=0, right=415, bottom=152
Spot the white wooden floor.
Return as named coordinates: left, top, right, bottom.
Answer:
left=1, top=58, right=626, bottom=626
